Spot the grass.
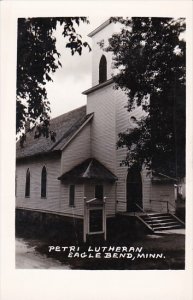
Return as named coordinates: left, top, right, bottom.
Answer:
left=16, top=214, right=185, bottom=270
left=17, top=231, right=185, bottom=270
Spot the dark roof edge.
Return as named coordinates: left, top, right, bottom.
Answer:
left=82, top=78, right=114, bottom=95
left=151, top=171, right=178, bottom=183
left=60, top=113, right=94, bottom=151
left=50, top=105, right=86, bottom=123
left=58, top=158, right=118, bottom=182
left=16, top=150, right=61, bottom=162
left=88, top=19, right=111, bottom=37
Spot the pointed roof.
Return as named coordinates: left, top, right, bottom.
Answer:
left=58, top=158, right=117, bottom=182
left=16, top=106, right=93, bottom=160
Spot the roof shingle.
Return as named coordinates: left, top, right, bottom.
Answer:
left=58, top=158, right=118, bottom=182
left=16, top=106, right=93, bottom=159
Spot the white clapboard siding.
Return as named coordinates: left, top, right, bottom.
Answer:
left=149, top=184, right=175, bottom=213
left=87, top=84, right=116, bottom=174
left=16, top=156, right=86, bottom=217
left=84, top=184, right=94, bottom=201
left=115, top=87, right=147, bottom=212
left=60, top=184, right=84, bottom=217
left=104, top=183, right=116, bottom=216
left=16, top=156, right=62, bottom=213
left=60, top=123, right=91, bottom=174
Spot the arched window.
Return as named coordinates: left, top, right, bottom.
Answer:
left=41, top=166, right=47, bottom=198
left=99, top=55, right=107, bottom=83
left=25, top=168, right=30, bottom=197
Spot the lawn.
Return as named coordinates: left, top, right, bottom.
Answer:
left=17, top=231, right=185, bottom=270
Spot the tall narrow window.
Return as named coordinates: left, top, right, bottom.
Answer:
left=99, top=55, right=107, bottom=83
left=95, top=185, right=103, bottom=200
left=41, top=166, right=47, bottom=198
left=69, top=185, right=75, bottom=207
left=25, top=168, right=30, bottom=197
left=15, top=175, right=17, bottom=197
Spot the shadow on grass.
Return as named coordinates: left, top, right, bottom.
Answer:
left=16, top=221, right=185, bottom=270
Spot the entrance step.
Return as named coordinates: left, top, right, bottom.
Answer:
left=136, top=213, right=185, bottom=233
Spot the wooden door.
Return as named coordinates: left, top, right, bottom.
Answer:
left=126, top=169, right=142, bottom=212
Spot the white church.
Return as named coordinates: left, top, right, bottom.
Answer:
left=16, top=19, right=184, bottom=242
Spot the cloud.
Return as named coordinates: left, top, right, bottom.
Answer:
left=46, top=17, right=107, bottom=117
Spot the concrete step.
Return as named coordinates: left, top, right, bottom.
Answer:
left=143, top=217, right=175, bottom=222
left=137, top=213, right=184, bottom=233
left=146, top=213, right=171, bottom=217
left=154, top=224, right=182, bottom=231
left=151, top=222, right=180, bottom=228
left=143, top=215, right=173, bottom=220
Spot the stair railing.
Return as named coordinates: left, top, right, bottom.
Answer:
left=134, top=203, right=162, bottom=232
left=150, top=199, right=185, bottom=226
left=136, top=202, right=171, bottom=230
left=150, top=199, right=171, bottom=213
left=167, top=201, right=185, bottom=226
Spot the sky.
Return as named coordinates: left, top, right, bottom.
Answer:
left=46, top=17, right=106, bottom=118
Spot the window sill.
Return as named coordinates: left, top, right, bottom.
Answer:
left=69, top=205, right=75, bottom=208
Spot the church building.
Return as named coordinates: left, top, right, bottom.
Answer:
left=16, top=19, right=184, bottom=242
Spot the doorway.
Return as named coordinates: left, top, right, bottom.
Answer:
left=126, top=168, right=143, bottom=212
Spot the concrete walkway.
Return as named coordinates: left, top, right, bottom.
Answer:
left=154, top=228, right=185, bottom=235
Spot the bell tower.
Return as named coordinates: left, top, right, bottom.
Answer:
left=87, top=19, right=120, bottom=87
left=83, top=19, right=122, bottom=174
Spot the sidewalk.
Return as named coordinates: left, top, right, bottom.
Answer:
left=154, top=228, right=185, bottom=235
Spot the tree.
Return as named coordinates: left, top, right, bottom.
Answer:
left=106, top=17, right=185, bottom=178
left=17, top=17, right=90, bottom=140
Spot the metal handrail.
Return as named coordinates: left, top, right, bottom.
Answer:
left=150, top=199, right=176, bottom=213
left=135, top=203, right=144, bottom=212
left=86, top=197, right=106, bottom=204
left=149, top=199, right=185, bottom=225
left=86, top=197, right=97, bottom=203
left=169, top=213, right=185, bottom=226
left=135, top=203, right=164, bottom=230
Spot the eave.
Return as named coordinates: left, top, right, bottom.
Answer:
left=60, top=113, right=94, bottom=151
left=82, top=78, right=114, bottom=95
left=88, top=19, right=111, bottom=37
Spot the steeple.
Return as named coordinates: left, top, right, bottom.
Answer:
left=86, top=19, right=121, bottom=88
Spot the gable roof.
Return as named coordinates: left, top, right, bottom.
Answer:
left=58, top=158, right=118, bottom=182
left=16, top=106, right=93, bottom=160
left=151, top=171, right=177, bottom=183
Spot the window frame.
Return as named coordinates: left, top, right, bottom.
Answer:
left=95, top=184, right=104, bottom=200
left=99, top=55, right=107, bottom=84
left=69, top=184, right=75, bottom=207
left=41, top=166, right=47, bottom=198
left=25, top=168, right=30, bottom=198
